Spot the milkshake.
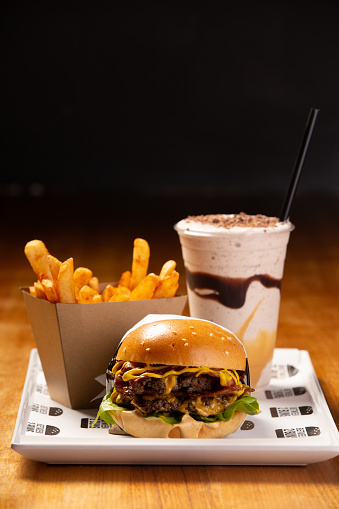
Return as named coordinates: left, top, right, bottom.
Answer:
left=174, top=213, right=294, bottom=389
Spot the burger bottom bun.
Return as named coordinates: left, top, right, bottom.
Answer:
left=110, top=409, right=246, bottom=439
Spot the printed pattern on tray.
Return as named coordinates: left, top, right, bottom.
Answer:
left=26, top=422, right=61, bottom=436
left=267, top=360, right=321, bottom=440
left=23, top=364, right=105, bottom=438
left=271, top=364, right=299, bottom=379
left=270, top=406, right=313, bottom=418
left=81, top=417, right=109, bottom=429
left=275, top=427, right=321, bottom=438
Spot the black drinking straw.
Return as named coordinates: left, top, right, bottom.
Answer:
left=279, top=107, right=320, bottom=222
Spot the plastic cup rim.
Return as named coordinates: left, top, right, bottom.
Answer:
left=174, top=222, right=295, bottom=238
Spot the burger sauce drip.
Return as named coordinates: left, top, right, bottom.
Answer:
left=185, top=269, right=281, bottom=309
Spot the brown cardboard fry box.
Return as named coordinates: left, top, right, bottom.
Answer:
left=21, top=287, right=187, bottom=409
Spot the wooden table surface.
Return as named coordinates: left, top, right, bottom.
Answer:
left=1, top=193, right=338, bottom=509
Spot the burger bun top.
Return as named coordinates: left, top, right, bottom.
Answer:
left=116, top=318, right=246, bottom=370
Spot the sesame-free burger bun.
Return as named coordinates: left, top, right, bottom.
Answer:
left=116, top=318, right=246, bottom=370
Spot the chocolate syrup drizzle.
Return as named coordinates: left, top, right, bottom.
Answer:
left=185, top=268, right=282, bottom=309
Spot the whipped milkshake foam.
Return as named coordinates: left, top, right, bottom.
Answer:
left=174, top=213, right=294, bottom=389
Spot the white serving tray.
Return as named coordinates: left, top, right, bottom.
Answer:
left=11, top=348, right=339, bottom=465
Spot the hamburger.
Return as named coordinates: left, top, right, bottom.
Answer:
left=95, top=317, right=259, bottom=438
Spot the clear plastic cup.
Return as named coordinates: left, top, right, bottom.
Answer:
left=175, top=217, right=294, bottom=389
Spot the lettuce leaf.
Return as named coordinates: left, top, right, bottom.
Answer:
left=192, top=396, right=260, bottom=423
left=92, top=390, right=130, bottom=427
left=146, top=413, right=183, bottom=425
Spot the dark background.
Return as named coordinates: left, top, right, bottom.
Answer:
left=1, top=1, right=338, bottom=228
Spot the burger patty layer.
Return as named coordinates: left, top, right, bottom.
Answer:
left=115, top=371, right=222, bottom=396
left=108, top=362, right=251, bottom=417
left=115, top=391, right=242, bottom=417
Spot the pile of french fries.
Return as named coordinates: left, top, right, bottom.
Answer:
left=24, top=238, right=179, bottom=304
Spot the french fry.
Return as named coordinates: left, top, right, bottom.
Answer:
left=130, top=239, right=150, bottom=290
left=159, top=260, right=176, bottom=279
left=47, top=254, right=62, bottom=285
left=40, top=278, right=58, bottom=303
left=34, top=281, right=47, bottom=300
left=130, top=273, right=160, bottom=300
left=153, top=270, right=179, bottom=299
left=109, top=286, right=131, bottom=302
left=119, top=270, right=131, bottom=289
left=24, top=240, right=53, bottom=280
left=24, top=236, right=180, bottom=303
left=74, top=267, right=93, bottom=290
left=29, top=286, right=37, bottom=297
left=37, top=271, right=50, bottom=282
left=57, top=258, right=76, bottom=303
left=78, top=285, right=99, bottom=304
left=102, top=284, right=116, bottom=302
left=89, top=276, right=99, bottom=293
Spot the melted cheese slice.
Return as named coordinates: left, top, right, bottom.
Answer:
left=178, top=394, right=240, bottom=417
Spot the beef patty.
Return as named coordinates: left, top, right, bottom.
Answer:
left=109, top=363, right=248, bottom=416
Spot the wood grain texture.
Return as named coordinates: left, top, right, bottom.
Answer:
left=0, top=194, right=338, bottom=509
